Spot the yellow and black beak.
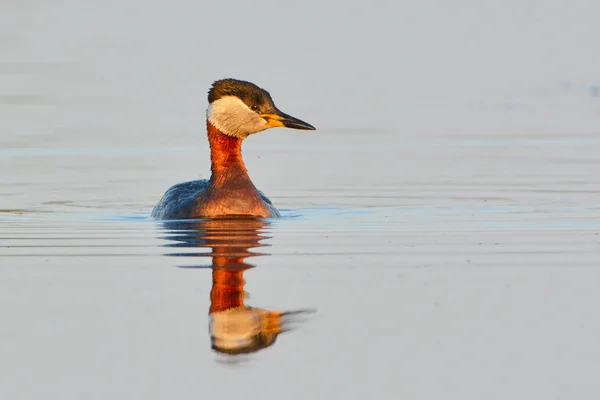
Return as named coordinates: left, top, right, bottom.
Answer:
left=260, top=110, right=316, bottom=130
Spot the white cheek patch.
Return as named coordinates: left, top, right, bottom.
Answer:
left=207, top=96, right=269, bottom=138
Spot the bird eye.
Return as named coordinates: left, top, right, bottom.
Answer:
left=251, top=104, right=259, bottom=111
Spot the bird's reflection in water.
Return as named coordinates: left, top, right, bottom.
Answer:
left=160, top=218, right=314, bottom=356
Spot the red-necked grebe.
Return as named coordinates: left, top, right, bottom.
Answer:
left=151, top=79, right=315, bottom=219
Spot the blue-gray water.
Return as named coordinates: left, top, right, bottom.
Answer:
left=2, top=1, right=600, bottom=399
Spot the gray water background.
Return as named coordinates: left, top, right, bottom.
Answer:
left=1, top=1, right=600, bottom=399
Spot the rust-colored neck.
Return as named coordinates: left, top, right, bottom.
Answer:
left=210, top=268, right=248, bottom=313
left=207, top=121, right=249, bottom=187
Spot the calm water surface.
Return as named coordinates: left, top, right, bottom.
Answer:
left=2, top=133, right=600, bottom=399
left=2, top=1, right=600, bottom=399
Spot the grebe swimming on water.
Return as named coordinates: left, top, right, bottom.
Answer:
left=151, top=79, right=315, bottom=219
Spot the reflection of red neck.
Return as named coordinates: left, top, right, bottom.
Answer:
left=207, top=121, right=249, bottom=187
left=210, top=268, right=248, bottom=313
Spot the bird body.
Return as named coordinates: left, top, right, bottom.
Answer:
left=151, top=79, right=314, bottom=219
